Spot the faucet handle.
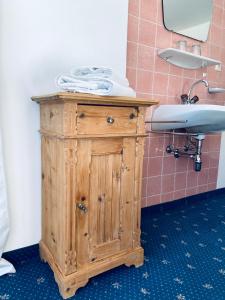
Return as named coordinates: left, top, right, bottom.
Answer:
left=181, top=94, right=188, bottom=104
left=190, top=95, right=199, bottom=104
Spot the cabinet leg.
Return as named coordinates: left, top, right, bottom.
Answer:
left=56, top=277, right=89, bottom=299
left=125, top=247, right=144, bottom=268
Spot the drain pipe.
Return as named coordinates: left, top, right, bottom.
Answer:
left=193, top=134, right=205, bottom=172
left=164, top=133, right=205, bottom=172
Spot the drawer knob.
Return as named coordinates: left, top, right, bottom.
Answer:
left=107, top=116, right=114, bottom=124
left=77, top=203, right=88, bottom=213
left=79, top=113, right=85, bottom=118
left=129, top=113, right=136, bottom=119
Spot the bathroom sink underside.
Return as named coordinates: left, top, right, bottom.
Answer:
left=150, top=104, right=225, bottom=133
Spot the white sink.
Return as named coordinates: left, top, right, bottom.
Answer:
left=150, top=104, right=225, bottom=134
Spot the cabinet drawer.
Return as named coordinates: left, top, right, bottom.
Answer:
left=77, top=105, right=138, bottom=135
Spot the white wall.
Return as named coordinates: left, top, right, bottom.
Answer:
left=0, top=0, right=128, bottom=251
left=217, top=132, right=225, bottom=189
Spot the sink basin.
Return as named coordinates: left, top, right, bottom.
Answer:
left=150, top=104, right=225, bottom=133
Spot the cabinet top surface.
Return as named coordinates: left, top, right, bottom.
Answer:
left=31, top=92, right=158, bottom=107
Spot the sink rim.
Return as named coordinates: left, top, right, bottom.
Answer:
left=149, top=103, right=225, bottom=134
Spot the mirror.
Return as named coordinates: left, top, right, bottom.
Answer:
left=162, top=0, right=213, bottom=42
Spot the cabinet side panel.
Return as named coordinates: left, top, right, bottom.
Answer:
left=41, top=137, right=66, bottom=272
left=41, top=136, right=58, bottom=255
left=41, top=136, right=49, bottom=245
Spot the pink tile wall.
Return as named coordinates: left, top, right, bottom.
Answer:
left=127, top=0, right=225, bottom=207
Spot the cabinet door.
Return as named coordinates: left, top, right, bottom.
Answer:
left=76, top=138, right=136, bottom=266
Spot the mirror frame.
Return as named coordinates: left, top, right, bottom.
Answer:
left=162, top=0, right=213, bottom=42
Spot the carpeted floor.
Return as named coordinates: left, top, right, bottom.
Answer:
left=1, top=191, right=225, bottom=300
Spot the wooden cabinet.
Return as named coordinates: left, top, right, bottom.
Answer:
left=32, top=92, right=157, bottom=299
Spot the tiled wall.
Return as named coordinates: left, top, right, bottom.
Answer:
left=127, top=0, right=225, bottom=207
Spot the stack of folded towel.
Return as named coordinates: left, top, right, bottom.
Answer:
left=56, top=67, right=136, bottom=97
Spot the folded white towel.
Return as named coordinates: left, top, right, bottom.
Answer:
left=71, top=66, right=112, bottom=77
left=56, top=66, right=136, bottom=97
left=70, top=66, right=129, bottom=87
left=56, top=75, right=136, bottom=97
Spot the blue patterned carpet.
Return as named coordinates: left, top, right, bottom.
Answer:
left=1, top=191, right=225, bottom=300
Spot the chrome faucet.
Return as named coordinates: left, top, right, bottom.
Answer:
left=181, top=79, right=209, bottom=104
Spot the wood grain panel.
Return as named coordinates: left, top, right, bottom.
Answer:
left=64, top=140, right=77, bottom=274
left=136, top=107, right=146, bottom=134
left=133, top=137, right=145, bottom=248
left=120, top=138, right=136, bottom=250
left=111, top=154, right=121, bottom=240
left=105, top=155, right=113, bottom=242
left=96, top=155, right=106, bottom=245
left=40, top=103, right=64, bottom=135
left=41, top=137, right=66, bottom=273
left=77, top=105, right=137, bottom=135
left=89, top=140, right=123, bottom=261
left=76, top=140, right=92, bottom=268
left=63, top=102, right=78, bottom=136
left=91, top=139, right=122, bottom=155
